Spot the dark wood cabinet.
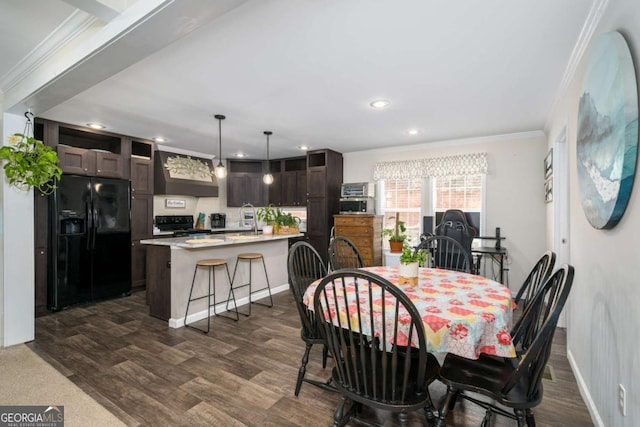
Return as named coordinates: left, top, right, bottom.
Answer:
left=227, top=160, right=266, bottom=207
left=267, top=156, right=307, bottom=207
left=131, top=193, right=153, bottom=241
left=306, top=149, right=343, bottom=262
left=57, top=145, right=124, bottom=178
left=34, top=247, right=48, bottom=317
left=130, top=140, right=154, bottom=294
left=147, top=245, right=171, bottom=321
left=267, top=160, right=283, bottom=206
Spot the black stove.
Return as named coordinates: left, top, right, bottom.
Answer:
left=155, top=215, right=213, bottom=236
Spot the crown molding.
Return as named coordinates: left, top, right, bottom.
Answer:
left=0, top=10, right=97, bottom=93
left=343, top=130, right=546, bottom=156
left=545, top=0, right=610, bottom=131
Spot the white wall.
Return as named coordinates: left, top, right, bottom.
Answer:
left=546, top=0, right=640, bottom=424
left=1, top=112, right=35, bottom=346
left=343, top=131, right=548, bottom=290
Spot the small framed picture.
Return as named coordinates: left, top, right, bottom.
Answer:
left=544, top=148, right=553, bottom=179
left=165, top=198, right=186, bottom=208
left=544, top=177, right=553, bottom=203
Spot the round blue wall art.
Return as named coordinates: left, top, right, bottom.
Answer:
left=577, top=31, right=639, bottom=229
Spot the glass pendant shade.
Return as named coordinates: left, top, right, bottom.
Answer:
left=214, top=162, right=227, bottom=179
left=263, top=130, right=273, bottom=185
left=214, top=114, right=226, bottom=179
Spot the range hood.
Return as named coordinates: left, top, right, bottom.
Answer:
left=154, top=150, right=219, bottom=197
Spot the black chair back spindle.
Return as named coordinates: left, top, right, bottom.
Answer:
left=313, top=269, right=439, bottom=424
left=328, top=236, right=364, bottom=271
left=416, top=235, right=473, bottom=273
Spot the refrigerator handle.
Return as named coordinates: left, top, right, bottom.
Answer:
left=92, top=203, right=98, bottom=250
left=86, top=201, right=93, bottom=251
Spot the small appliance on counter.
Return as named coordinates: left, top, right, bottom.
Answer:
left=155, top=215, right=212, bottom=236
left=210, top=213, right=226, bottom=228
left=339, top=182, right=376, bottom=214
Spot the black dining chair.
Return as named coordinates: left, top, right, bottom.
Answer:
left=435, top=264, right=575, bottom=427
left=328, top=236, right=364, bottom=271
left=287, top=241, right=334, bottom=396
left=314, top=269, right=440, bottom=426
left=513, top=251, right=556, bottom=312
left=416, top=235, right=473, bottom=273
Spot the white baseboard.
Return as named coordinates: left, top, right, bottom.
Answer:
left=567, top=349, right=605, bottom=427
left=168, top=283, right=290, bottom=328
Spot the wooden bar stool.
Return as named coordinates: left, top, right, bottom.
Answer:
left=185, top=258, right=239, bottom=334
left=230, top=252, right=273, bottom=316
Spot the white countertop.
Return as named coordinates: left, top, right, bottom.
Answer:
left=142, top=232, right=303, bottom=249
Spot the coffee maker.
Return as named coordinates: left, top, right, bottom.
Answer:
left=210, top=213, right=226, bottom=228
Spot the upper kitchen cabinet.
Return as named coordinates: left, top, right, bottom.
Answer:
left=227, top=159, right=266, bottom=207
left=267, top=160, right=283, bottom=206
left=38, top=119, right=129, bottom=179
left=131, top=140, right=154, bottom=194
left=282, top=157, right=307, bottom=206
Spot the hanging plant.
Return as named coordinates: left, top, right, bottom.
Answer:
left=0, top=115, right=62, bottom=194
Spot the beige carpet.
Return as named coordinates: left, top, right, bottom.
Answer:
left=0, top=344, right=124, bottom=427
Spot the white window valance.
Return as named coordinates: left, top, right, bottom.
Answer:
left=373, top=153, right=488, bottom=180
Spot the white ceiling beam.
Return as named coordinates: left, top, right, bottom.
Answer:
left=61, top=0, right=121, bottom=22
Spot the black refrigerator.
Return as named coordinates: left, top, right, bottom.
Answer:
left=49, top=175, right=132, bottom=310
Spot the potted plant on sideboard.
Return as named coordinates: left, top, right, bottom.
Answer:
left=382, top=212, right=406, bottom=253
left=398, top=243, right=427, bottom=286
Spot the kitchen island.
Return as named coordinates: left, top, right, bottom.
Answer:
left=141, top=232, right=302, bottom=327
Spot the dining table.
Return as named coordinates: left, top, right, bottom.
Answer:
left=303, top=266, right=516, bottom=360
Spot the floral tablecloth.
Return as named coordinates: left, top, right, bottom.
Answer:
left=304, top=266, right=516, bottom=360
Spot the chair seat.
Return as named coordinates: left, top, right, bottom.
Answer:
left=439, top=352, right=541, bottom=409
left=196, top=259, right=227, bottom=267
left=237, top=252, right=263, bottom=259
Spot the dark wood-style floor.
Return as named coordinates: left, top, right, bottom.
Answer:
left=29, top=291, right=593, bottom=426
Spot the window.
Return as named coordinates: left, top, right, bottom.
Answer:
left=380, top=179, right=422, bottom=243
left=432, top=174, right=484, bottom=233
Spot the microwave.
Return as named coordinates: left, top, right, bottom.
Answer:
left=341, top=182, right=376, bottom=198
left=339, top=198, right=375, bottom=214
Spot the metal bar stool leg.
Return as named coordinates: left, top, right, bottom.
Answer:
left=229, top=256, right=251, bottom=317
left=217, top=262, right=239, bottom=321
left=184, top=263, right=211, bottom=334
left=254, top=255, right=273, bottom=308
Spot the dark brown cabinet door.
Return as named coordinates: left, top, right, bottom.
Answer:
left=282, top=171, right=298, bottom=206
left=227, top=173, right=266, bottom=207
left=147, top=245, right=171, bottom=321
left=95, top=152, right=124, bottom=178
left=131, top=241, right=147, bottom=292
left=57, top=145, right=95, bottom=175
left=307, top=168, right=327, bottom=198
left=131, top=193, right=153, bottom=240
left=268, top=172, right=283, bottom=206
left=34, top=247, right=48, bottom=316
left=295, top=171, right=307, bottom=205
left=131, top=157, right=153, bottom=194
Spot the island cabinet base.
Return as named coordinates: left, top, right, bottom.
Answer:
left=147, top=245, right=171, bottom=321
left=143, top=235, right=295, bottom=327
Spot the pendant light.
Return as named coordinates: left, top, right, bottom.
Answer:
left=214, top=114, right=227, bottom=179
left=263, top=131, right=274, bottom=185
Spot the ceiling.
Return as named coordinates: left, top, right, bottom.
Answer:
left=1, top=0, right=596, bottom=160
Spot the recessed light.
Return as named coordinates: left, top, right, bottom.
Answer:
left=369, top=99, right=390, bottom=109
left=408, top=129, right=419, bottom=136
left=153, top=137, right=166, bottom=142
left=236, top=152, right=246, bottom=158
left=86, top=123, right=105, bottom=130
left=297, top=145, right=310, bottom=151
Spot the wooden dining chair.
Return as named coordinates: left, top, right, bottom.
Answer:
left=313, top=269, right=440, bottom=426
left=416, top=235, right=473, bottom=273
left=287, top=241, right=334, bottom=396
left=328, top=236, right=364, bottom=271
left=435, top=264, right=575, bottom=427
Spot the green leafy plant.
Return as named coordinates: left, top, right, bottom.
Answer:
left=256, top=204, right=277, bottom=224
left=399, top=243, right=427, bottom=266
left=382, top=213, right=407, bottom=242
left=0, top=133, right=62, bottom=194
left=274, top=208, right=301, bottom=227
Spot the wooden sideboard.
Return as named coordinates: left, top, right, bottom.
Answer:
left=333, top=215, right=383, bottom=267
